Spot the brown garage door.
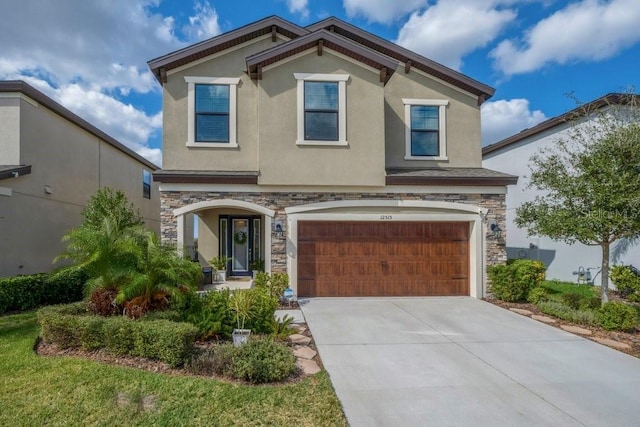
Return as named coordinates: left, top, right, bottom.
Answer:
left=297, top=221, right=469, bottom=297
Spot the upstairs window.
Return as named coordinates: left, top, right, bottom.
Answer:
left=294, top=73, right=349, bottom=145
left=195, top=84, right=229, bottom=142
left=403, top=99, right=448, bottom=160
left=304, top=81, right=338, bottom=141
left=185, top=76, right=240, bottom=148
left=143, top=169, right=151, bottom=199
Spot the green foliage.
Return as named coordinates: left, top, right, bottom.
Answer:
left=597, top=302, right=638, bottom=331
left=192, top=338, right=296, bottom=384
left=271, top=314, right=296, bottom=338
left=209, top=256, right=231, bottom=271
left=540, top=280, right=599, bottom=299
left=253, top=272, right=289, bottom=299
left=515, top=93, right=640, bottom=298
left=527, top=287, right=548, bottom=304
left=229, top=289, right=255, bottom=330
left=537, top=301, right=598, bottom=325
left=250, top=259, right=265, bottom=271
left=610, top=265, right=640, bottom=302
left=244, top=288, right=278, bottom=334
left=81, top=187, right=143, bottom=231
left=37, top=304, right=198, bottom=367
left=561, top=293, right=584, bottom=310
left=488, top=260, right=546, bottom=302
left=580, top=296, right=602, bottom=311
left=0, top=267, right=87, bottom=315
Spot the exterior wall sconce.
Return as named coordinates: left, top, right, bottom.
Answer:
left=274, top=221, right=285, bottom=239
left=489, top=221, right=502, bottom=239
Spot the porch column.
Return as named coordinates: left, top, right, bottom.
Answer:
left=184, top=213, right=195, bottom=260
left=264, top=215, right=272, bottom=274
left=176, top=213, right=185, bottom=257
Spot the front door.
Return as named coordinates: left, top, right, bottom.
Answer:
left=231, top=218, right=250, bottom=275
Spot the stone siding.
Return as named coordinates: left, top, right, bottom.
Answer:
left=161, top=191, right=507, bottom=285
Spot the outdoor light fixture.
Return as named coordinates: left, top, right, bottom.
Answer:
left=489, top=221, right=502, bottom=239
left=274, top=221, right=285, bottom=239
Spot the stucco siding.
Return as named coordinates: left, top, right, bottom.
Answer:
left=0, top=93, right=160, bottom=277
left=385, top=68, right=482, bottom=169
left=257, top=50, right=385, bottom=186
left=0, top=97, right=21, bottom=165
left=162, top=36, right=288, bottom=172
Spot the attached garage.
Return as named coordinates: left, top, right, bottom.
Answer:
left=297, top=221, right=470, bottom=297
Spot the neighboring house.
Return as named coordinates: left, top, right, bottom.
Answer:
left=149, top=16, right=517, bottom=298
left=0, top=81, right=160, bottom=277
left=483, top=93, right=639, bottom=283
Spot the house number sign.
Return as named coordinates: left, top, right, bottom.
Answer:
left=379, top=215, right=393, bottom=220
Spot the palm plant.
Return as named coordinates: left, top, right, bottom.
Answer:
left=117, top=232, right=202, bottom=318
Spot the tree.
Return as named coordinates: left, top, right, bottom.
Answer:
left=81, top=187, right=143, bottom=231
left=515, top=93, right=640, bottom=303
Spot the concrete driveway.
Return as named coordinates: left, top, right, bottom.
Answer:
left=300, top=297, right=640, bottom=427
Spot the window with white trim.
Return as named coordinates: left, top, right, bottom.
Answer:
left=185, top=76, right=240, bottom=148
left=402, top=99, right=448, bottom=160
left=294, top=73, right=349, bottom=145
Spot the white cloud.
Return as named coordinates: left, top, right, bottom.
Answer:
left=491, top=0, right=640, bottom=75
left=183, top=1, right=221, bottom=41
left=396, top=1, right=517, bottom=70
left=343, top=0, right=428, bottom=24
left=481, top=98, right=547, bottom=145
left=0, top=1, right=222, bottom=166
left=288, top=0, right=310, bottom=19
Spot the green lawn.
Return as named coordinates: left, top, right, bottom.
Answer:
left=0, top=311, right=346, bottom=427
left=540, top=280, right=599, bottom=300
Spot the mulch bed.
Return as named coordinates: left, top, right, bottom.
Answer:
left=485, top=298, right=640, bottom=358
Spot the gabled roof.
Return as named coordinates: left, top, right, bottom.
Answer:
left=482, top=93, right=639, bottom=156
left=306, top=17, right=494, bottom=103
left=0, top=81, right=159, bottom=170
left=246, top=29, right=399, bottom=84
left=147, top=15, right=494, bottom=100
left=148, top=16, right=308, bottom=83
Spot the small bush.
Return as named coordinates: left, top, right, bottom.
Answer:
left=190, top=338, right=296, bottom=383
left=610, top=265, right=640, bottom=302
left=488, top=260, right=546, bottom=302
left=253, top=272, right=289, bottom=300
left=579, top=296, right=602, bottom=311
left=561, top=293, right=584, bottom=310
left=537, top=301, right=598, bottom=325
left=597, top=302, right=638, bottom=331
left=527, top=287, right=548, bottom=304
left=37, top=304, right=198, bottom=367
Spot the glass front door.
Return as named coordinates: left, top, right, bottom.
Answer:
left=232, top=218, right=250, bottom=275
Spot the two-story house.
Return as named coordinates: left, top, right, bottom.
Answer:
left=0, top=81, right=160, bottom=277
left=149, top=16, right=516, bottom=298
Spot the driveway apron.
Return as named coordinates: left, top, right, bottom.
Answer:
left=300, top=297, right=640, bottom=427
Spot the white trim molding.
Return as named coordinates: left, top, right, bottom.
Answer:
left=184, top=76, right=240, bottom=148
left=402, top=98, right=449, bottom=161
left=284, top=199, right=487, bottom=299
left=174, top=199, right=275, bottom=217
left=294, top=73, right=349, bottom=146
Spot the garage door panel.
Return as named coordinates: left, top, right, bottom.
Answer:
left=297, top=221, right=469, bottom=297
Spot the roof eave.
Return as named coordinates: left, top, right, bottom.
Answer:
left=0, top=164, right=32, bottom=181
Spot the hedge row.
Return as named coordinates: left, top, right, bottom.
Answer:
left=0, top=267, right=87, bottom=314
left=38, top=303, right=198, bottom=367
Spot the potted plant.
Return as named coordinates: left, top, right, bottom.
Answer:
left=210, top=255, right=231, bottom=282
left=230, top=290, right=254, bottom=346
left=250, top=258, right=265, bottom=278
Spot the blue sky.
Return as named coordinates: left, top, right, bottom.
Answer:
left=2, top=0, right=639, bottom=166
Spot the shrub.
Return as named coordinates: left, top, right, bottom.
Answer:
left=191, top=338, right=296, bottom=383
left=597, top=302, right=638, bottom=331
left=537, top=301, right=598, bottom=325
left=527, top=287, right=548, bottom=304
left=253, top=272, right=289, bottom=300
left=579, top=296, right=602, bottom=311
left=488, top=260, right=546, bottom=302
left=561, top=293, right=584, bottom=310
left=0, top=267, right=86, bottom=315
left=232, top=338, right=296, bottom=383
left=610, top=265, right=640, bottom=302
left=37, top=304, right=198, bottom=367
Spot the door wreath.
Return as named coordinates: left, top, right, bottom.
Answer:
left=233, top=230, right=248, bottom=245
